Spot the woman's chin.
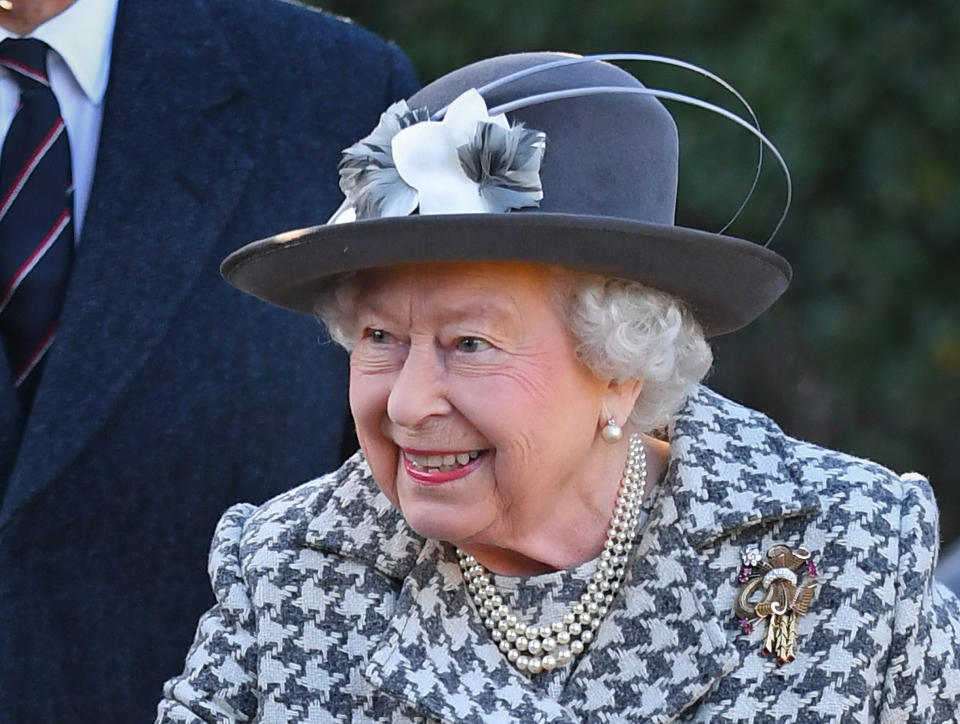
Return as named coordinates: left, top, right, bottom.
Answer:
left=398, top=502, right=482, bottom=544
left=390, top=453, right=495, bottom=542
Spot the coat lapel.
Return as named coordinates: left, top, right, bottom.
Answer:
left=666, top=386, right=822, bottom=551
left=0, top=0, right=257, bottom=529
left=304, top=388, right=822, bottom=723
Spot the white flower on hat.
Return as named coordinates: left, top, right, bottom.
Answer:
left=332, top=89, right=546, bottom=224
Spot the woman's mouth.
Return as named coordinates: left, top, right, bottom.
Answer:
left=402, top=449, right=486, bottom=484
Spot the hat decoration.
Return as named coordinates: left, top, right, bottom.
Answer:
left=221, top=52, right=797, bottom=336
left=334, top=89, right=547, bottom=223
left=328, top=53, right=791, bottom=244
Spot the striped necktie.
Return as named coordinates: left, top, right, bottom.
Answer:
left=0, top=38, right=74, bottom=406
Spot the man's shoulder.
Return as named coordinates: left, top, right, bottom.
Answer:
left=209, top=0, right=409, bottom=74
left=217, top=1, right=373, bottom=42
left=197, top=0, right=417, bottom=124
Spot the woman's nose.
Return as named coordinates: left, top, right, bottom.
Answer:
left=386, top=343, right=451, bottom=427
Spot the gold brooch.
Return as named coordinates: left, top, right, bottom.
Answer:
left=733, top=545, right=818, bottom=664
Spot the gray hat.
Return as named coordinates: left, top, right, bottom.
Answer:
left=222, top=52, right=791, bottom=336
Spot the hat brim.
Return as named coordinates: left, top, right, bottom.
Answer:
left=221, top=213, right=791, bottom=337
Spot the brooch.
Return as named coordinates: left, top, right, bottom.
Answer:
left=733, top=545, right=818, bottom=664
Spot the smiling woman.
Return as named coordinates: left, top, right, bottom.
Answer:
left=344, top=262, right=661, bottom=574
left=157, top=52, right=960, bottom=723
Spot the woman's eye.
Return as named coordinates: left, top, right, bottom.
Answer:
left=456, top=337, right=491, bottom=353
left=369, top=329, right=392, bottom=343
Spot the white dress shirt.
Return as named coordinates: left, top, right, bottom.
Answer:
left=0, top=0, right=118, bottom=240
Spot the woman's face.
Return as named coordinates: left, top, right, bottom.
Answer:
left=348, top=262, right=634, bottom=553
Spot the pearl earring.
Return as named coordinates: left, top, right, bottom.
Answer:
left=601, top=417, right=623, bottom=444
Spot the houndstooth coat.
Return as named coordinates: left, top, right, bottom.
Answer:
left=156, top=387, right=960, bottom=723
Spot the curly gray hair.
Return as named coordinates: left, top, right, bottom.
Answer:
left=314, top=267, right=712, bottom=433
left=558, top=271, right=712, bottom=431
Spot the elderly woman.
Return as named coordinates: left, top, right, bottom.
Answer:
left=157, top=54, right=960, bottom=723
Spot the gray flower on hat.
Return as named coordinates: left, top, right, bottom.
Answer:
left=457, top=121, right=546, bottom=212
left=337, top=99, right=427, bottom=220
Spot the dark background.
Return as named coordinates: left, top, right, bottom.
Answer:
left=310, top=1, right=960, bottom=545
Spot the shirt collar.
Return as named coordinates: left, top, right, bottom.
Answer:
left=1, top=0, right=118, bottom=105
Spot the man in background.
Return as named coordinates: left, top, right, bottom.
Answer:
left=0, top=0, right=417, bottom=721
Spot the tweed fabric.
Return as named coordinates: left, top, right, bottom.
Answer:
left=157, top=387, right=960, bottom=723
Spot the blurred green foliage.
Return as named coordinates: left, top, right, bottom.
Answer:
left=310, top=0, right=960, bottom=541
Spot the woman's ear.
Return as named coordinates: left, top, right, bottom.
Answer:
left=599, top=378, right=644, bottom=431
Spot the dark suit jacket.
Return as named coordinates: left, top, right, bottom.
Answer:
left=0, top=1, right=417, bottom=721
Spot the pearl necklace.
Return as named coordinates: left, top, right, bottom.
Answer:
left=456, top=433, right=646, bottom=675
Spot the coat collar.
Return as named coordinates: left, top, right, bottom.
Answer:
left=304, top=455, right=425, bottom=581
left=667, top=386, right=821, bottom=550
left=304, top=386, right=821, bottom=722
left=0, top=0, right=256, bottom=530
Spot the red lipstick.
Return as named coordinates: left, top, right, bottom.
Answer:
left=402, top=450, right=485, bottom=485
